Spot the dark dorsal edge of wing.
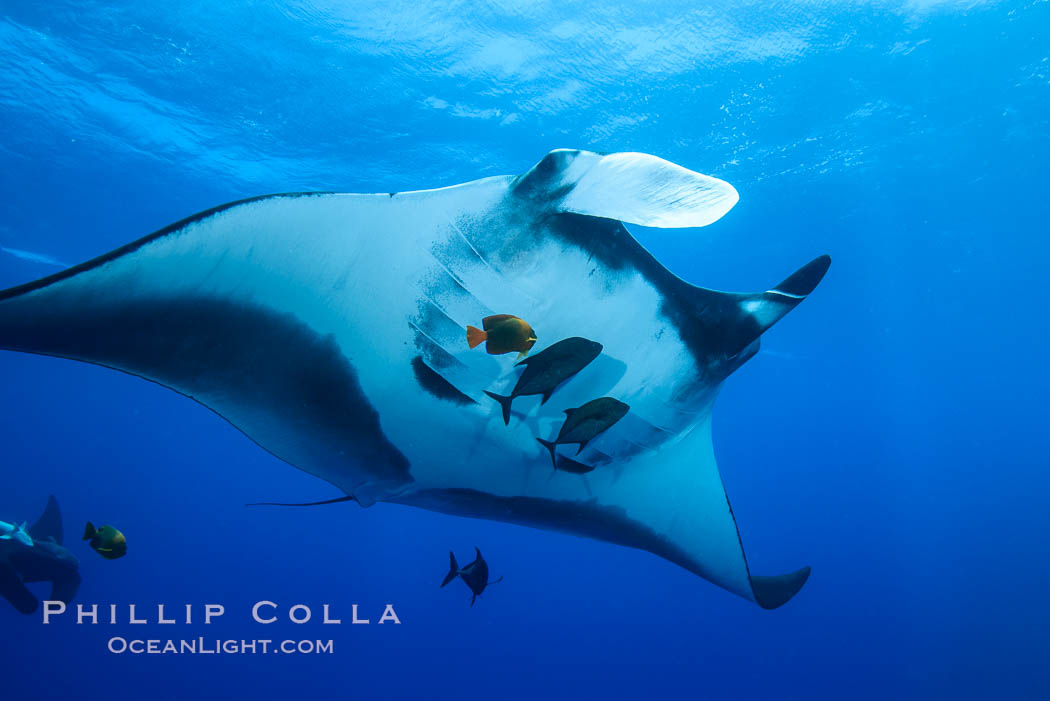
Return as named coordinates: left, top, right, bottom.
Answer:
left=245, top=496, right=355, bottom=507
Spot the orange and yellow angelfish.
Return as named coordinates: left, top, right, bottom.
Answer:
left=83, top=522, right=127, bottom=560
left=466, top=314, right=537, bottom=360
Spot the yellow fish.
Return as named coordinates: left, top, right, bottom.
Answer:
left=83, top=522, right=127, bottom=560
left=466, top=314, right=537, bottom=360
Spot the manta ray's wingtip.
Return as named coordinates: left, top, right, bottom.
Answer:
left=750, top=566, right=811, bottom=610
left=773, top=255, right=831, bottom=298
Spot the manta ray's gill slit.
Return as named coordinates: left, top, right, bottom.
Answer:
left=407, top=319, right=456, bottom=361
left=629, top=417, right=678, bottom=443
left=439, top=210, right=540, bottom=307
left=418, top=249, right=494, bottom=330
left=411, top=296, right=478, bottom=364
left=655, top=395, right=706, bottom=417
left=619, top=436, right=659, bottom=455
left=442, top=210, right=497, bottom=272
left=423, top=246, right=472, bottom=296
left=608, top=381, right=693, bottom=430
left=625, top=433, right=670, bottom=455
left=408, top=322, right=463, bottom=368
left=407, top=319, right=493, bottom=400
left=417, top=290, right=454, bottom=319
left=407, top=295, right=506, bottom=394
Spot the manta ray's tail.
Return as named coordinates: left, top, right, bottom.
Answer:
left=483, top=391, right=514, bottom=426
left=440, top=551, right=460, bottom=588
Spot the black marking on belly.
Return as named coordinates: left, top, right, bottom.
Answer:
left=0, top=292, right=412, bottom=492
left=430, top=228, right=490, bottom=275
left=411, top=356, right=476, bottom=406
left=533, top=212, right=755, bottom=380
left=424, top=249, right=473, bottom=296
left=410, top=318, right=492, bottom=403
left=417, top=253, right=491, bottom=335
left=410, top=323, right=462, bottom=370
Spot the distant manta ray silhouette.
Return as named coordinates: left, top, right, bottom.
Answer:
left=0, top=148, right=829, bottom=609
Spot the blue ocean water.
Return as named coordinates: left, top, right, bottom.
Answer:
left=1, top=1, right=1048, bottom=699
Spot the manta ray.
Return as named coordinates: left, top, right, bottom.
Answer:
left=0, top=496, right=80, bottom=614
left=0, top=149, right=829, bottom=609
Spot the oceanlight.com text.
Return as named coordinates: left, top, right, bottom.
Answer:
left=107, top=637, right=334, bottom=655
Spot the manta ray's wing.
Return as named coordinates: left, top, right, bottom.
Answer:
left=584, top=414, right=811, bottom=609
left=394, top=405, right=812, bottom=609
left=0, top=190, right=466, bottom=505
left=393, top=150, right=827, bottom=608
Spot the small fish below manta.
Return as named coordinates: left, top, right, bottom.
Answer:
left=441, top=547, right=503, bottom=607
left=537, top=397, right=630, bottom=468
left=484, top=337, right=603, bottom=425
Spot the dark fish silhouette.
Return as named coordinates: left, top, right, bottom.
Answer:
left=537, top=397, right=630, bottom=467
left=440, top=547, right=503, bottom=607
left=484, top=337, right=603, bottom=425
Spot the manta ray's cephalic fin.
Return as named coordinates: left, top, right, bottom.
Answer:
left=522, top=149, right=740, bottom=228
